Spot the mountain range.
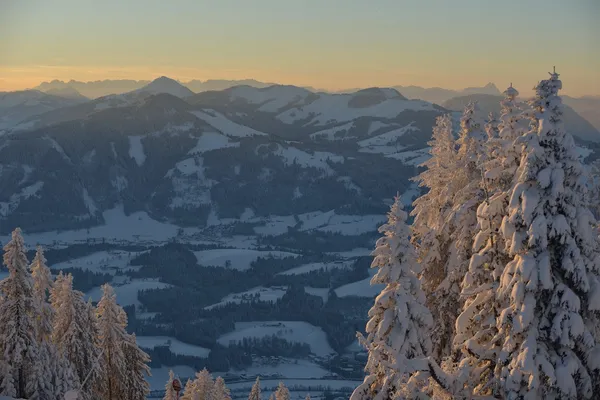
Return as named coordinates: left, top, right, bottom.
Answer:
left=1, top=76, right=597, bottom=234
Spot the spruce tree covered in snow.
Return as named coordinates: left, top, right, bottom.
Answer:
left=351, top=196, right=432, bottom=400
left=182, top=368, right=214, bottom=400
left=450, top=84, right=526, bottom=397
left=411, top=114, right=457, bottom=362
left=95, top=283, right=128, bottom=400
left=248, top=377, right=261, bottom=400
left=122, top=333, right=151, bottom=400
left=51, top=273, right=100, bottom=398
left=0, top=228, right=40, bottom=398
left=274, top=382, right=290, bottom=400
left=213, top=376, right=231, bottom=400
left=495, top=69, right=600, bottom=398
left=163, top=370, right=178, bottom=400
left=30, top=246, right=53, bottom=341
left=485, top=111, right=499, bottom=140
left=305, top=395, right=311, bottom=400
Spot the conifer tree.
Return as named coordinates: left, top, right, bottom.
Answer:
left=496, top=69, right=600, bottom=398
left=213, top=376, right=231, bottom=400
left=122, top=333, right=151, bottom=400
left=411, top=114, right=457, bottom=362
left=274, top=381, right=290, bottom=400
left=248, top=377, right=261, bottom=400
left=163, top=370, right=177, bottom=400
left=30, top=246, right=53, bottom=341
left=0, top=228, right=41, bottom=398
left=182, top=368, right=214, bottom=400
left=52, top=273, right=100, bottom=398
left=351, top=196, right=432, bottom=400
left=163, top=370, right=179, bottom=400
left=95, top=283, right=128, bottom=400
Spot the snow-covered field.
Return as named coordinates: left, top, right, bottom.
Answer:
left=205, top=286, right=288, bottom=309
left=4, top=204, right=185, bottom=246
left=136, top=336, right=210, bottom=358
left=277, top=261, right=353, bottom=276
left=86, top=278, right=170, bottom=308
left=194, top=249, right=299, bottom=270
left=222, top=358, right=330, bottom=379
left=50, top=250, right=140, bottom=275
left=190, top=110, right=267, bottom=137
left=217, top=321, right=335, bottom=357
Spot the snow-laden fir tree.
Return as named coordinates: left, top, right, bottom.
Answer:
left=274, top=382, right=290, bottom=400
left=485, top=111, right=499, bottom=140
left=248, top=377, right=261, bottom=400
left=30, top=246, right=53, bottom=341
left=94, top=283, right=129, bottom=400
left=163, top=370, right=179, bottom=400
left=213, top=376, right=231, bottom=400
left=351, top=196, right=433, bottom=400
left=122, top=333, right=151, bottom=400
left=182, top=368, right=214, bottom=400
left=0, top=228, right=42, bottom=398
left=268, top=394, right=275, bottom=400
left=496, top=69, right=600, bottom=398
left=450, top=84, right=526, bottom=397
left=51, top=273, right=100, bottom=398
left=305, top=395, right=311, bottom=400
left=411, top=114, right=457, bottom=362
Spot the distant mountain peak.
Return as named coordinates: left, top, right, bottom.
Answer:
left=133, top=76, right=195, bottom=98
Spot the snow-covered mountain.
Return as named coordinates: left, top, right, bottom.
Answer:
left=0, top=90, right=86, bottom=132
left=393, top=82, right=501, bottom=105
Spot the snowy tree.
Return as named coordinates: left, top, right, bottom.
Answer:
left=30, top=246, right=53, bottom=341
left=51, top=273, right=100, bottom=399
left=411, top=114, right=457, bottom=362
left=122, top=333, right=151, bottom=400
left=351, top=196, right=433, bottom=400
left=182, top=368, right=214, bottom=400
left=248, top=377, right=261, bottom=400
left=213, top=376, right=231, bottom=400
left=163, top=370, right=180, bottom=400
left=304, top=395, right=311, bottom=400
left=0, top=228, right=43, bottom=398
left=485, top=111, right=499, bottom=140
left=495, top=69, right=600, bottom=398
left=94, top=283, right=129, bottom=400
left=274, top=382, right=290, bottom=400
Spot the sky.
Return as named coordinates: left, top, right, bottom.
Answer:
left=1, top=0, right=599, bottom=96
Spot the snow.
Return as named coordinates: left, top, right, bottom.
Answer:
left=0, top=181, right=44, bottom=217
left=357, top=125, right=417, bottom=148
left=385, top=147, right=432, bottom=165
left=81, top=188, right=97, bottom=215
left=309, top=122, right=355, bottom=141
left=327, top=248, right=372, bottom=258
left=128, top=136, right=146, bottom=166
left=253, top=215, right=297, bottom=236
left=188, top=131, right=239, bottom=154
left=5, top=204, right=182, bottom=246
left=136, top=336, right=210, bottom=358
left=224, top=358, right=330, bottom=379
left=194, top=249, right=299, bottom=270
left=190, top=110, right=267, bottom=137
left=133, top=76, right=194, bottom=98
left=368, top=121, right=396, bottom=135
left=305, top=287, right=329, bottom=301
left=50, top=250, right=139, bottom=275
left=205, top=286, right=288, bottom=310
left=335, top=270, right=384, bottom=298
left=276, top=94, right=436, bottom=126
left=217, top=321, right=335, bottom=357
left=228, top=85, right=311, bottom=112
left=263, top=144, right=344, bottom=175
left=226, top=379, right=361, bottom=392
left=297, top=210, right=384, bottom=235
left=86, top=278, right=171, bottom=308
left=400, top=182, right=420, bottom=207
left=277, top=261, right=352, bottom=276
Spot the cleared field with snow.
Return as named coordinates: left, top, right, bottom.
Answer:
left=190, top=110, right=267, bottom=137
left=50, top=250, right=139, bottom=275
left=136, top=336, right=210, bottom=358
left=277, top=261, right=353, bottom=276
left=194, top=249, right=298, bottom=270
left=205, top=286, right=288, bottom=310
left=86, top=278, right=171, bottom=307
left=217, top=321, right=335, bottom=357
left=335, top=275, right=383, bottom=298
left=223, top=358, right=330, bottom=379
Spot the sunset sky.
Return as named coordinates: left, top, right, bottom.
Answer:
left=1, top=0, right=598, bottom=96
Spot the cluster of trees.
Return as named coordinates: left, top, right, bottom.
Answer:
left=352, top=71, right=600, bottom=399
left=162, top=373, right=312, bottom=400
left=0, top=228, right=151, bottom=400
